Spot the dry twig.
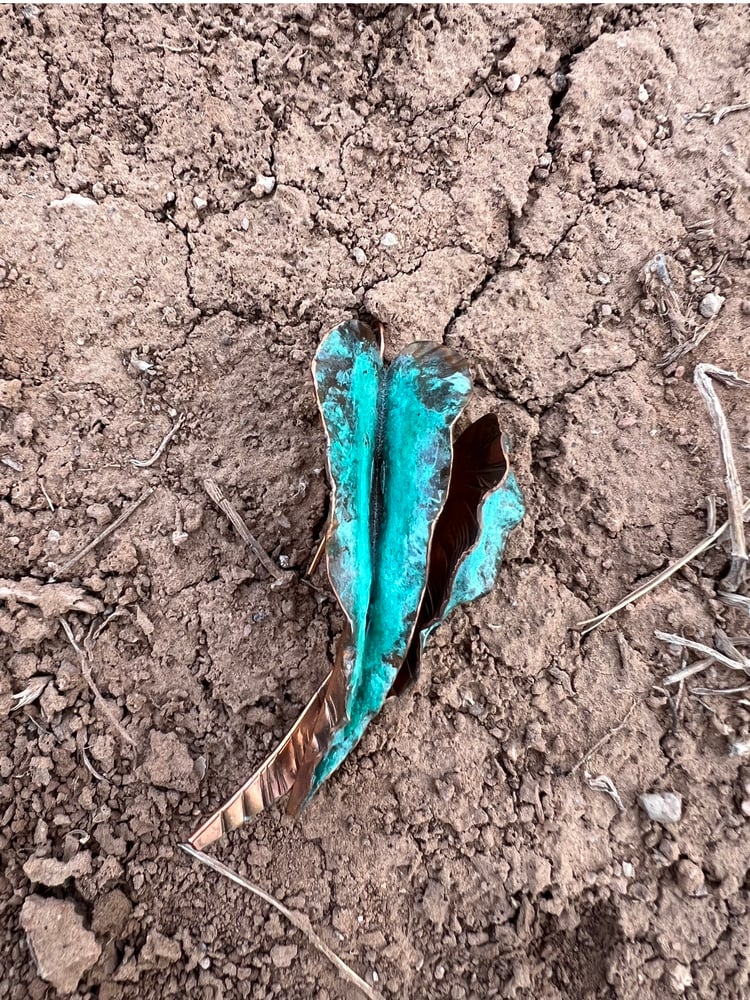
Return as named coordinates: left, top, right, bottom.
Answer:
left=656, top=631, right=750, bottom=678
left=684, top=101, right=750, bottom=125
left=130, top=414, right=185, bottom=468
left=60, top=617, right=137, bottom=747
left=694, top=364, right=750, bottom=591
left=569, top=700, right=637, bottom=776
left=578, top=497, right=750, bottom=633
left=203, top=479, right=294, bottom=590
left=180, top=844, right=383, bottom=1000
left=50, top=486, right=155, bottom=582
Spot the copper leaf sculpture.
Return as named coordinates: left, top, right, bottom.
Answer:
left=187, top=320, right=524, bottom=850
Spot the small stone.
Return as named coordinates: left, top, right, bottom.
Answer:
left=13, top=412, right=34, bottom=443
left=192, top=195, right=208, bottom=211
left=86, top=503, right=113, bottom=526
left=91, top=182, right=106, bottom=201
left=550, top=71, right=567, bottom=94
left=505, top=73, right=522, bottom=92
left=251, top=174, right=276, bottom=198
left=676, top=859, right=705, bottom=896
left=270, top=944, right=298, bottom=969
left=638, top=84, right=649, bottom=103
left=20, top=895, right=101, bottom=994
left=0, top=378, right=23, bottom=408
left=699, top=292, right=725, bottom=319
left=256, top=174, right=276, bottom=194
left=621, top=861, right=634, bottom=878
left=241, top=217, right=250, bottom=231
left=596, top=271, right=611, bottom=285
left=538, top=152, right=552, bottom=168
left=657, top=838, right=679, bottom=864
left=352, top=247, right=367, bottom=266
left=380, top=232, right=398, bottom=249
left=665, top=960, right=693, bottom=994
left=639, top=791, right=682, bottom=825
left=600, top=303, right=613, bottom=317
left=435, top=965, right=446, bottom=981
left=141, top=929, right=181, bottom=965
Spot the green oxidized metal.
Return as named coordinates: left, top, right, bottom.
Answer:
left=304, top=319, right=524, bottom=798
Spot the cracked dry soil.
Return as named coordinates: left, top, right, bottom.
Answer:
left=1, top=5, right=750, bottom=999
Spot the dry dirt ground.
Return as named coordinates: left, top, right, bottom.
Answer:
left=1, top=4, right=750, bottom=999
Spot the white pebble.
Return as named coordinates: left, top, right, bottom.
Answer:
left=639, top=791, right=682, bottom=825
left=638, top=84, right=649, bottom=103
left=192, top=195, right=208, bottom=211
left=353, top=247, right=367, bottom=266
left=699, top=292, right=725, bottom=319
left=49, top=193, right=98, bottom=211
left=538, top=151, right=552, bottom=168
left=250, top=176, right=275, bottom=198
left=505, top=74, right=522, bottom=92
left=241, top=217, right=249, bottom=231
left=380, top=232, right=398, bottom=249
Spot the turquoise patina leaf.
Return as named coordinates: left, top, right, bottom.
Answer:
left=306, top=342, right=472, bottom=794
left=422, top=466, right=525, bottom=643
left=312, top=320, right=383, bottom=650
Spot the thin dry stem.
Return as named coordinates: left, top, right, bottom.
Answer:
left=60, top=618, right=137, bottom=747
left=38, top=479, right=55, bottom=511
left=655, top=631, right=750, bottom=676
left=694, top=364, right=750, bottom=591
left=569, top=701, right=636, bottom=776
left=50, top=486, right=155, bottom=582
left=578, top=497, right=750, bottom=633
left=203, top=479, right=294, bottom=590
left=130, top=414, right=185, bottom=468
left=179, top=844, right=383, bottom=1000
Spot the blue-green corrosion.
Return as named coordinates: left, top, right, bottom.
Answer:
left=311, top=328, right=471, bottom=793
left=312, top=321, right=382, bottom=655
left=422, top=469, right=525, bottom=645
left=306, top=320, right=524, bottom=803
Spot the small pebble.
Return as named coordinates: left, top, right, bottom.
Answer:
left=270, top=944, right=298, bottom=969
left=665, top=960, right=693, bottom=994
left=380, top=232, right=398, bottom=249
left=241, top=217, right=250, bottom=231
left=657, top=838, right=679, bottom=864
left=639, top=791, right=682, bottom=825
left=352, top=247, right=367, bottom=266
left=254, top=174, right=276, bottom=195
left=596, top=271, right=611, bottom=285
left=505, top=73, right=522, bottom=92
left=699, top=291, right=725, bottom=319
left=538, top=151, right=552, bottom=168
left=638, top=84, right=649, bottom=103
left=14, top=412, right=34, bottom=443
left=676, top=859, right=705, bottom=896
left=550, top=71, right=567, bottom=94
left=600, top=303, right=613, bottom=317
left=192, top=195, right=208, bottom=211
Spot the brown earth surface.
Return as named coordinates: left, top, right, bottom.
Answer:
left=1, top=4, right=750, bottom=999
